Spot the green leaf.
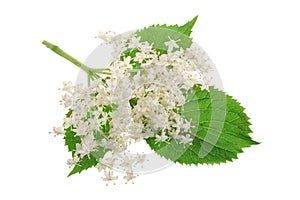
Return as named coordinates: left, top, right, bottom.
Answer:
left=64, top=126, right=81, bottom=157
left=63, top=110, right=81, bottom=157
left=91, top=146, right=110, bottom=160
left=68, top=154, right=98, bottom=177
left=146, top=86, right=259, bottom=165
left=129, top=97, right=139, bottom=109
left=65, top=109, right=72, bottom=117
left=68, top=146, right=109, bottom=177
left=135, top=16, right=198, bottom=54
left=106, top=104, right=118, bottom=112
left=101, top=120, right=111, bottom=134
left=150, top=15, right=198, bottom=37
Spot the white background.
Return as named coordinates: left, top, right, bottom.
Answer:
left=1, top=0, right=299, bottom=199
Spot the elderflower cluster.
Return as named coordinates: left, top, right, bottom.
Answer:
left=52, top=33, right=212, bottom=184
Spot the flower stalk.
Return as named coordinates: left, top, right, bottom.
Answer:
left=42, top=40, right=111, bottom=78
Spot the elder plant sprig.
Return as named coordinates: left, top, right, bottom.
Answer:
left=44, top=16, right=258, bottom=185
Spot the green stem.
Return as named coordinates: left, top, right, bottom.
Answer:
left=42, top=40, right=110, bottom=76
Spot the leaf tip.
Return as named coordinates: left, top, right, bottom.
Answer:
left=192, top=15, right=199, bottom=22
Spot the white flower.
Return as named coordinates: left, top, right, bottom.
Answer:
left=60, top=93, right=72, bottom=108
left=127, top=36, right=141, bottom=49
left=164, top=37, right=180, bottom=52
left=74, top=134, right=97, bottom=157
left=134, top=52, right=147, bottom=63
left=123, top=171, right=137, bottom=184
left=82, top=134, right=97, bottom=150
left=75, top=144, right=88, bottom=157
left=63, top=117, right=72, bottom=128
left=96, top=30, right=116, bottom=41
left=155, top=131, right=169, bottom=143
left=51, top=126, right=64, bottom=136
left=120, top=56, right=132, bottom=70
left=181, top=120, right=192, bottom=132
left=67, top=156, right=79, bottom=166
left=61, top=81, right=73, bottom=93
left=177, top=134, right=193, bottom=145
left=75, top=120, right=89, bottom=136
left=95, top=162, right=106, bottom=172
left=102, top=169, right=118, bottom=185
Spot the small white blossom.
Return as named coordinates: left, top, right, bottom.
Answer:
left=75, top=121, right=89, bottom=136
left=60, top=93, right=72, bottom=108
left=164, top=37, right=180, bottom=52
left=177, top=134, right=193, bottom=145
left=155, top=132, right=169, bottom=143
left=61, top=81, right=73, bottom=93
left=102, top=169, right=118, bottom=186
left=123, top=171, right=137, bottom=184
left=134, top=52, right=147, bottom=63
left=51, top=126, right=64, bottom=136
left=67, top=156, right=79, bottom=167
left=127, top=36, right=141, bottom=49
left=95, top=162, right=106, bottom=172
left=96, top=30, right=116, bottom=41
